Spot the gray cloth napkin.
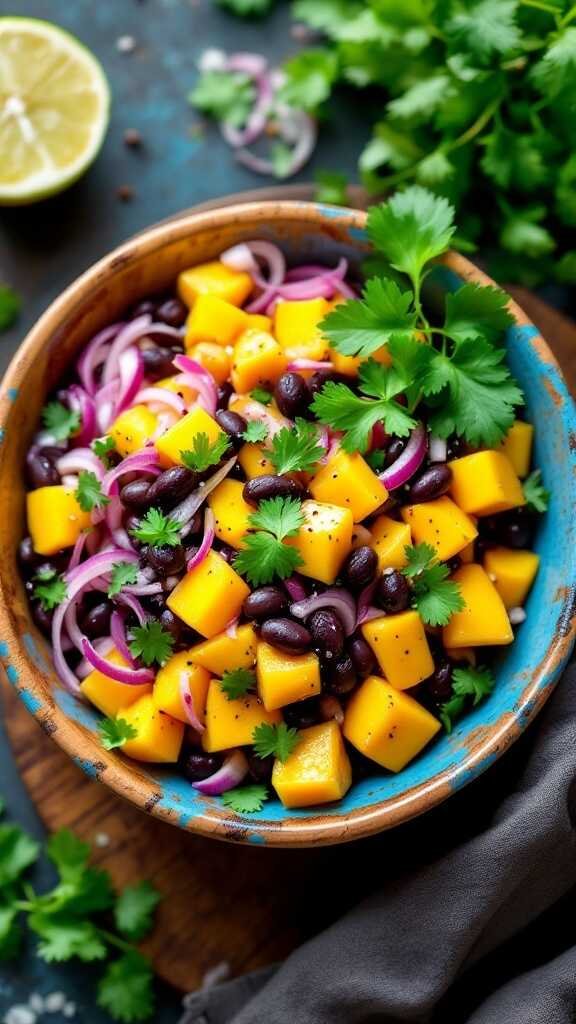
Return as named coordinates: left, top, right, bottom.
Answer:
left=181, top=662, right=576, bottom=1024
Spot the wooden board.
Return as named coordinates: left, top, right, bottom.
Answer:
left=3, top=186, right=576, bottom=993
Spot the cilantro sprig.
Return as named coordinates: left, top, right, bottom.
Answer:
left=253, top=721, right=300, bottom=762
left=180, top=431, right=231, bottom=472
left=243, top=420, right=269, bottom=444
left=33, top=567, right=67, bottom=611
left=268, top=418, right=326, bottom=474
left=130, top=508, right=181, bottom=548
left=523, top=469, right=549, bottom=513
left=233, top=496, right=304, bottom=586
left=250, top=387, right=273, bottom=404
left=41, top=401, right=80, bottom=442
left=75, top=470, right=110, bottom=513
left=98, top=717, right=138, bottom=751
left=129, top=622, right=174, bottom=667
left=108, top=562, right=139, bottom=598
left=188, top=68, right=256, bottom=127
left=439, top=665, right=496, bottom=733
left=401, top=543, right=465, bottom=627
left=220, top=668, right=256, bottom=701
left=92, top=435, right=117, bottom=467
left=221, top=784, right=269, bottom=814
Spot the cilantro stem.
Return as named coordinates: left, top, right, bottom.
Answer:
left=96, top=927, right=137, bottom=954
left=519, top=0, right=562, bottom=12
left=561, top=2, right=576, bottom=25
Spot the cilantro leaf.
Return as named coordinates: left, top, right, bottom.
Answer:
left=98, top=717, right=139, bottom=751
left=221, top=784, right=269, bottom=814
left=445, top=0, right=520, bottom=65
left=243, top=420, right=268, bottom=443
left=253, top=722, right=300, bottom=762
left=532, top=27, right=576, bottom=100
left=114, top=881, right=161, bottom=942
left=41, top=401, right=80, bottom=442
left=311, top=376, right=415, bottom=453
left=270, top=141, right=295, bottom=180
left=0, top=283, right=21, bottom=332
left=523, top=469, right=549, bottom=513
left=180, top=432, right=231, bottom=472
left=367, top=188, right=455, bottom=286
left=248, top=496, right=304, bottom=539
left=402, top=543, right=465, bottom=626
left=0, top=906, right=23, bottom=960
left=314, top=170, right=348, bottom=206
left=402, top=542, right=437, bottom=578
left=365, top=449, right=387, bottom=472
left=108, top=561, right=139, bottom=598
left=269, top=418, right=326, bottom=475
left=250, top=387, right=273, bottom=404
left=189, top=69, right=255, bottom=127
left=0, top=823, right=39, bottom=887
left=320, top=277, right=417, bottom=358
left=280, top=48, right=338, bottom=112
left=233, top=497, right=304, bottom=585
left=92, top=435, right=116, bottom=467
left=439, top=693, right=467, bottom=733
left=75, top=470, right=110, bottom=513
left=33, top=573, right=67, bottom=611
left=97, top=950, right=155, bottom=1023
left=220, top=668, right=256, bottom=701
left=387, top=74, right=452, bottom=121
left=130, top=508, right=181, bottom=547
left=129, top=622, right=174, bottom=667
left=439, top=665, right=495, bottom=732
left=30, top=914, right=107, bottom=962
left=443, top=283, right=514, bottom=344
left=46, top=829, right=90, bottom=878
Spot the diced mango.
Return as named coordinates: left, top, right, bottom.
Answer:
left=245, top=313, right=272, bottom=332
left=184, top=294, right=250, bottom=348
left=361, top=611, right=434, bottom=690
left=110, top=405, right=158, bottom=458
left=167, top=549, right=249, bottom=638
left=273, top=298, right=330, bottom=362
left=208, top=479, right=252, bottom=550
left=344, top=675, right=440, bottom=772
left=156, top=375, right=196, bottom=407
left=202, top=679, right=281, bottom=752
left=231, top=329, right=287, bottom=394
left=329, top=349, right=360, bottom=376
left=442, top=563, right=514, bottom=647
left=155, top=406, right=224, bottom=468
left=272, top=721, right=352, bottom=808
left=401, top=496, right=478, bottom=561
left=498, top=420, right=533, bottom=478
left=178, top=261, right=253, bottom=308
left=27, top=486, right=92, bottom=556
left=238, top=443, right=275, bottom=479
left=287, top=499, right=353, bottom=585
left=483, top=546, right=540, bottom=609
left=309, top=450, right=388, bottom=523
left=460, top=540, right=475, bottom=563
left=256, top=641, right=321, bottom=711
left=448, top=450, right=525, bottom=516
left=188, top=624, right=257, bottom=676
left=119, top=694, right=184, bottom=763
left=186, top=342, right=231, bottom=386
left=80, top=649, right=152, bottom=718
left=370, top=515, right=412, bottom=572
left=153, top=650, right=211, bottom=725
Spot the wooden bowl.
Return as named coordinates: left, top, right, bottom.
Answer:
left=1, top=201, right=575, bottom=846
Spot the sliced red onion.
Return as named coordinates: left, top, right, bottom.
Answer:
left=172, top=355, right=218, bottom=414
left=110, top=610, right=136, bottom=665
left=356, top=580, right=379, bottom=627
left=77, top=323, right=124, bottom=396
left=68, top=530, right=89, bottom=570
left=104, top=496, right=134, bottom=551
left=221, top=71, right=273, bottom=148
left=509, top=606, right=526, bottom=625
left=358, top=606, right=384, bottom=625
left=193, top=749, right=249, bottom=796
left=116, top=591, right=148, bottom=626
left=227, top=52, right=268, bottom=77
left=243, top=240, right=286, bottom=291
left=57, top=448, right=104, bottom=479
left=64, top=599, right=85, bottom=653
left=122, top=581, right=164, bottom=596
left=103, top=315, right=152, bottom=385
left=187, top=508, right=215, bottom=572
left=81, top=636, right=154, bottom=685
left=379, top=423, right=427, bottom=491
left=290, top=588, right=357, bottom=636
left=115, top=346, right=144, bottom=416
left=95, top=379, right=120, bottom=433
left=283, top=576, right=308, bottom=602
left=429, top=434, right=447, bottom=463
left=220, top=244, right=258, bottom=274
left=275, top=276, right=338, bottom=301
left=67, top=385, right=97, bottom=446
left=351, top=523, right=373, bottom=548
left=179, top=671, right=205, bottom=732
left=134, top=387, right=186, bottom=416
left=77, top=637, right=115, bottom=679
left=102, top=448, right=159, bottom=495
left=236, top=108, right=317, bottom=179
left=66, top=548, right=139, bottom=585
left=170, top=456, right=237, bottom=524
left=225, top=616, right=239, bottom=639
left=287, top=359, right=333, bottom=372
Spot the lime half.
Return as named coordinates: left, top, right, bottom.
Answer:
left=0, top=17, right=110, bottom=205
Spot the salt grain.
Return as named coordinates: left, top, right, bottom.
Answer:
left=27, top=996, right=44, bottom=1014
left=44, top=992, right=66, bottom=1013
left=63, top=1002, right=77, bottom=1018
left=4, top=1007, right=36, bottom=1024
left=116, top=35, right=136, bottom=54
left=94, top=831, right=110, bottom=847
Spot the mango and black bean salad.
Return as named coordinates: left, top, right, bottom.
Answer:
left=21, top=189, right=547, bottom=813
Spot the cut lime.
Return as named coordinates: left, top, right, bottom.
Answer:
left=0, top=17, right=110, bottom=205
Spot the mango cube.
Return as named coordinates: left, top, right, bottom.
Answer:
left=208, top=479, right=252, bottom=550
left=245, top=313, right=272, bottom=332
left=186, top=342, right=231, bottom=386
left=202, top=679, right=281, bottom=752
left=329, top=350, right=360, bottom=377
left=178, top=260, right=253, bottom=308
left=361, top=611, right=434, bottom=690
left=498, top=420, right=533, bottom=478
left=256, top=641, right=321, bottom=711
left=27, top=486, right=92, bottom=556
left=448, top=450, right=525, bottom=516
left=188, top=624, right=257, bottom=676
left=153, top=650, right=211, bottom=725
left=309, top=450, right=388, bottom=523
left=273, top=298, right=330, bottom=361
left=156, top=375, right=196, bottom=407
left=272, top=721, right=352, bottom=808
left=483, top=546, right=540, bottom=609
left=231, top=329, right=287, bottom=394
left=81, top=648, right=152, bottom=718
left=167, top=550, right=250, bottom=638
left=442, top=563, right=514, bottom=647
left=184, top=294, right=250, bottom=348
left=155, top=406, right=224, bottom=468
left=401, top=496, right=478, bottom=561
left=344, top=676, right=440, bottom=772
left=119, top=694, right=184, bottom=763
left=238, top=443, right=275, bottom=479
left=287, top=499, right=353, bottom=585
left=370, top=515, right=412, bottom=572
left=110, top=405, right=158, bottom=458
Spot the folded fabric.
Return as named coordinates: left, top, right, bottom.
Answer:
left=181, top=662, right=576, bottom=1024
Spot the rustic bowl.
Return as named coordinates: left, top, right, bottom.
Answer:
left=1, top=201, right=575, bottom=847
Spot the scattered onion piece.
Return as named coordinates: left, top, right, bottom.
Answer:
left=187, top=508, right=215, bottom=572
left=284, top=576, right=308, bottom=602
left=134, top=386, right=187, bottom=416
left=170, top=456, right=237, bottom=525
left=57, top=448, right=104, bottom=480
left=77, top=323, right=124, bottom=396
left=110, top=610, right=137, bottom=665
left=290, top=588, right=357, bottom=636
left=225, top=616, right=239, bottom=639
left=429, top=434, right=448, bottom=462
left=102, top=448, right=159, bottom=496
left=179, top=671, right=205, bottom=732
left=192, top=749, right=249, bottom=796
left=356, top=580, right=379, bottom=628
left=81, top=636, right=153, bottom=685
left=379, top=423, right=427, bottom=490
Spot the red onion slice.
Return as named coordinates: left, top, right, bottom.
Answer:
left=356, top=580, right=379, bottom=627
left=187, top=508, right=215, bottom=572
left=379, top=423, right=427, bottom=490
left=170, top=456, right=237, bottom=524
left=179, top=671, right=205, bottom=732
left=429, top=434, right=447, bottom=462
left=287, top=359, right=333, bottom=372
left=172, top=355, right=218, bottom=414
left=77, top=637, right=115, bottom=679
left=103, top=315, right=152, bottom=385
left=102, top=448, right=159, bottom=496
left=221, top=72, right=273, bottom=149
left=290, top=587, right=357, bottom=636
left=115, top=346, right=144, bottom=416
left=77, top=323, right=124, bottom=396
left=81, top=636, right=154, bottom=685
left=57, top=448, right=104, bottom=479
left=285, top=262, right=347, bottom=282
left=116, top=591, right=148, bottom=626
left=284, top=576, right=308, bottom=602
left=68, top=530, right=89, bottom=571
left=193, top=749, right=249, bottom=796
left=110, top=610, right=137, bottom=665
left=220, top=244, right=259, bottom=274
left=225, top=615, right=239, bottom=639
left=134, top=387, right=187, bottom=416
left=227, top=52, right=268, bottom=77
left=67, top=385, right=97, bottom=446
left=242, top=240, right=286, bottom=291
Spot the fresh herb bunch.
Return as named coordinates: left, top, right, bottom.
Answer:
left=253, top=721, right=301, bottom=761
left=233, top=496, right=304, bottom=585
left=129, top=622, right=175, bottom=667
left=0, top=804, right=159, bottom=1022
left=402, top=543, right=465, bottom=626
left=439, top=665, right=496, bottom=731
left=33, top=567, right=67, bottom=611
left=180, top=432, right=231, bottom=472
left=98, top=717, right=138, bottom=751
left=312, top=186, right=524, bottom=448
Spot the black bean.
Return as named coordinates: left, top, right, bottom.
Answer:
left=342, top=545, right=378, bottom=589
left=446, top=435, right=467, bottom=460
left=159, top=607, right=183, bottom=644
left=324, top=653, right=357, bottom=695
left=260, top=617, right=312, bottom=653
left=146, top=466, right=197, bottom=509
left=426, top=660, right=454, bottom=702
left=181, top=750, right=223, bottom=782
left=18, top=536, right=41, bottom=570
left=120, top=478, right=151, bottom=509
left=131, top=299, right=158, bottom=319
left=156, top=297, right=187, bottom=328
left=31, top=601, right=53, bottom=635
left=26, top=448, right=60, bottom=489
left=243, top=586, right=288, bottom=621
left=283, top=697, right=319, bottom=729
left=307, top=370, right=350, bottom=396
left=141, top=345, right=177, bottom=380
left=81, top=601, right=112, bottom=639
left=227, top=461, right=246, bottom=482
left=146, top=543, right=186, bottom=576
left=377, top=570, right=411, bottom=613
left=217, top=382, right=234, bottom=410
left=382, top=437, right=406, bottom=469
left=274, top=372, right=310, bottom=419
left=247, top=752, right=273, bottom=783
left=308, top=609, right=344, bottom=661
left=243, top=474, right=305, bottom=505
left=348, top=634, right=376, bottom=678
left=215, top=409, right=248, bottom=449
left=408, top=464, right=453, bottom=503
